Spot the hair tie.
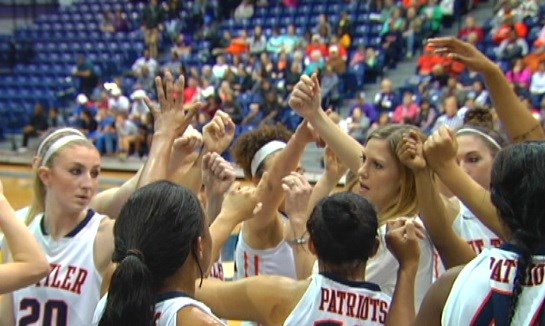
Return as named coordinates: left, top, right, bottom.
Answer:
left=125, top=249, right=146, bottom=263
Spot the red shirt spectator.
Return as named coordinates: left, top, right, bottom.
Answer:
left=457, top=16, right=484, bottom=43
left=392, top=92, right=420, bottom=124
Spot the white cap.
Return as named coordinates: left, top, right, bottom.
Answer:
left=130, top=89, right=147, bottom=100
left=76, top=94, right=88, bottom=105
left=111, top=87, right=121, bottom=96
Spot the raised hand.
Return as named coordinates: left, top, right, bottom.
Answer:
left=385, top=219, right=423, bottom=268
left=144, top=72, right=202, bottom=137
left=423, top=126, right=458, bottom=173
left=289, top=74, right=322, bottom=120
left=427, top=37, right=496, bottom=74
left=324, top=146, right=348, bottom=180
left=396, top=131, right=427, bottom=172
left=281, top=172, right=313, bottom=227
left=203, top=110, right=236, bottom=154
left=169, top=125, right=203, bottom=174
left=220, top=172, right=270, bottom=225
left=202, top=152, right=236, bottom=199
left=294, top=119, right=320, bottom=144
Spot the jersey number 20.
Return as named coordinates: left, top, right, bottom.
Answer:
left=19, top=298, right=68, bottom=326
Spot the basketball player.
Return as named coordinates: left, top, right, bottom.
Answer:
left=0, top=72, right=200, bottom=325
left=229, top=121, right=317, bottom=284
left=289, top=74, right=435, bottom=308
left=0, top=178, right=49, bottom=293
left=196, top=192, right=423, bottom=325
left=390, top=142, right=545, bottom=325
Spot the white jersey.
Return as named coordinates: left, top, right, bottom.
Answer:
left=434, top=204, right=503, bottom=279
left=12, top=209, right=105, bottom=325
left=0, top=206, right=31, bottom=251
left=442, top=244, right=545, bottom=325
left=285, top=273, right=392, bottom=326
left=234, top=228, right=297, bottom=280
left=366, top=217, right=433, bottom=310
left=93, top=292, right=226, bottom=326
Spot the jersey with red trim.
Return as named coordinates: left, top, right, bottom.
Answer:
left=93, top=291, right=226, bottom=326
left=366, top=216, right=433, bottom=309
left=434, top=204, right=503, bottom=280
left=442, top=245, right=545, bottom=325
left=234, top=227, right=297, bottom=280
left=12, top=209, right=105, bottom=325
left=284, top=273, right=392, bottom=326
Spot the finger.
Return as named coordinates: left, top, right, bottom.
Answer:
left=202, top=152, right=212, bottom=170
left=294, top=82, right=314, bottom=99
left=300, top=74, right=314, bottom=89
left=164, top=71, right=175, bottom=109
left=311, top=73, right=321, bottom=94
left=214, top=116, right=226, bottom=135
left=178, top=102, right=202, bottom=133
left=143, top=96, right=158, bottom=116
left=155, top=76, right=166, bottom=108
left=175, top=75, right=185, bottom=112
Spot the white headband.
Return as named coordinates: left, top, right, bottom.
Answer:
left=457, top=128, right=501, bottom=150
left=250, top=140, right=287, bottom=177
left=41, top=135, right=88, bottom=166
left=37, top=128, right=86, bottom=157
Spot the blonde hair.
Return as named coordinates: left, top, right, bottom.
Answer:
left=366, top=125, right=424, bottom=223
left=27, top=129, right=95, bottom=225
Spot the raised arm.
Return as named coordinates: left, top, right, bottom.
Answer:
left=424, top=127, right=506, bottom=241
left=201, top=152, right=236, bottom=223
left=290, top=74, right=363, bottom=174
left=245, top=120, right=314, bottom=233
left=281, top=172, right=316, bottom=280
left=428, top=37, right=545, bottom=142
left=209, top=173, right=268, bottom=263
left=0, top=179, right=49, bottom=293
left=397, top=130, right=475, bottom=268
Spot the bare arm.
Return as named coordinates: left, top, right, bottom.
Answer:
left=0, top=293, right=15, bottom=326
left=428, top=37, right=545, bottom=142
left=0, top=190, right=49, bottom=294
left=289, top=74, right=363, bottom=174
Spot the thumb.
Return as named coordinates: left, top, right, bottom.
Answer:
left=446, top=127, right=456, bottom=141
left=311, top=73, right=321, bottom=93
left=405, top=220, right=416, bottom=240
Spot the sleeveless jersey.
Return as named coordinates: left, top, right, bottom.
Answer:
left=366, top=216, right=433, bottom=310
left=234, top=226, right=297, bottom=280
left=434, top=203, right=503, bottom=279
left=442, top=244, right=545, bottom=325
left=12, top=209, right=105, bottom=325
left=93, top=291, right=226, bottom=326
left=285, top=273, right=391, bottom=326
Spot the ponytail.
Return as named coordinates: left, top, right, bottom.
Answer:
left=99, top=254, right=156, bottom=326
left=508, top=230, right=537, bottom=324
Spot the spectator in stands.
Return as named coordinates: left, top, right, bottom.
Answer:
left=416, top=98, right=437, bottom=134
left=113, top=9, right=129, bottom=33
left=403, top=6, right=424, bottom=58
left=466, top=80, right=490, bottom=108
left=132, top=50, right=158, bottom=78
left=457, top=15, right=484, bottom=44
left=421, top=0, right=443, bottom=37
left=353, top=92, right=378, bottom=123
left=161, top=51, right=182, bottom=77
left=340, top=105, right=371, bottom=143
left=183, top=77, right=200, bottom=104
left=226, top=30, right=249, bottom=56
left=432, top=95, right=464, bottom=131
left=141, top=0, right=165, bottom=58
left=164, top=0, right=182, bottom=42
left=316, top=14, right=333, bottom=41
left=108, top=87, right=130, bottom=114
left=259, top=91, right=285, bottom=126
left=505, top=59, right=532, bottom=94
left=100, top=11, right=116, bottom=34
left=280, top=24, right=302, bottom=53
left=381, top=19, right=404, bottom=69
left=305, top=34, right=328, bottom=63
left=171, top=34, right=192, bottom=58
left=304, top=50, right=325, bottom=75
left=285, top=61, right=302, bottom=93
left=321, top=65, right=341, bottom=109
left=327, top=45, right=347, bottom=75
left=47, top=108, right=65, bottom=129
left=19, top=103, right=48, bottom=152
left=78, top=109, right=98, bottom=138
left=349, top=44, right=366, bottom=66
left=518, top=0, right=539, bottom=20
left=380, top=0, right=398, bottom=23
left=366, top=111, right=391, bottom=137
left=381, top=7, right=405, bottom=35
left=234, top=0, right=254, bottom=21
left=116, top=112, right=140, bottom=160
left=392, top=91, right=420, bottom=124
left=129, top=90, right=149, bottom=120
left=69, top=94, right=97, bottom=126
left=212, top=55, right=230, bottom=81
left=135, top=66, right=155, bottom=95
left=417, top=45, right=444, bottom=76
left=221, top=96, right=243, bottom=125
left=337, top=11, right=353, bottom=48
left=374, top=78, right=397, bottom=113
left=72, top=55, right=98, bottom=98
left=95, top=109, right=117, bottom=156
left=496, top=28, right=529, bottom=62
left=530, top=61, right=545, bottom=108
left=249, top=25, right=267, bottom=54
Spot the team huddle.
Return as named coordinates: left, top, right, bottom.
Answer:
left=1, top=38, right=545, bottom=326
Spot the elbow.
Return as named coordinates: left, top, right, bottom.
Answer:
left=33, top=257, right=51, bottom=280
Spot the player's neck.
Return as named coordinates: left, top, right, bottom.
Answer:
left=43, top=204, right=88, bottom=240
left=159, top=262, right=198, bottom=298
left=318, top=261, right=367, bottom=282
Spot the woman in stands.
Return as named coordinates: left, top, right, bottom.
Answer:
left=288, top=74, right=435, bottom=308
left=0, top=178, right=49, bottom=293
left=0, top=72, right=199, bottom=325
left=197, top=192, right=422, bottom=326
